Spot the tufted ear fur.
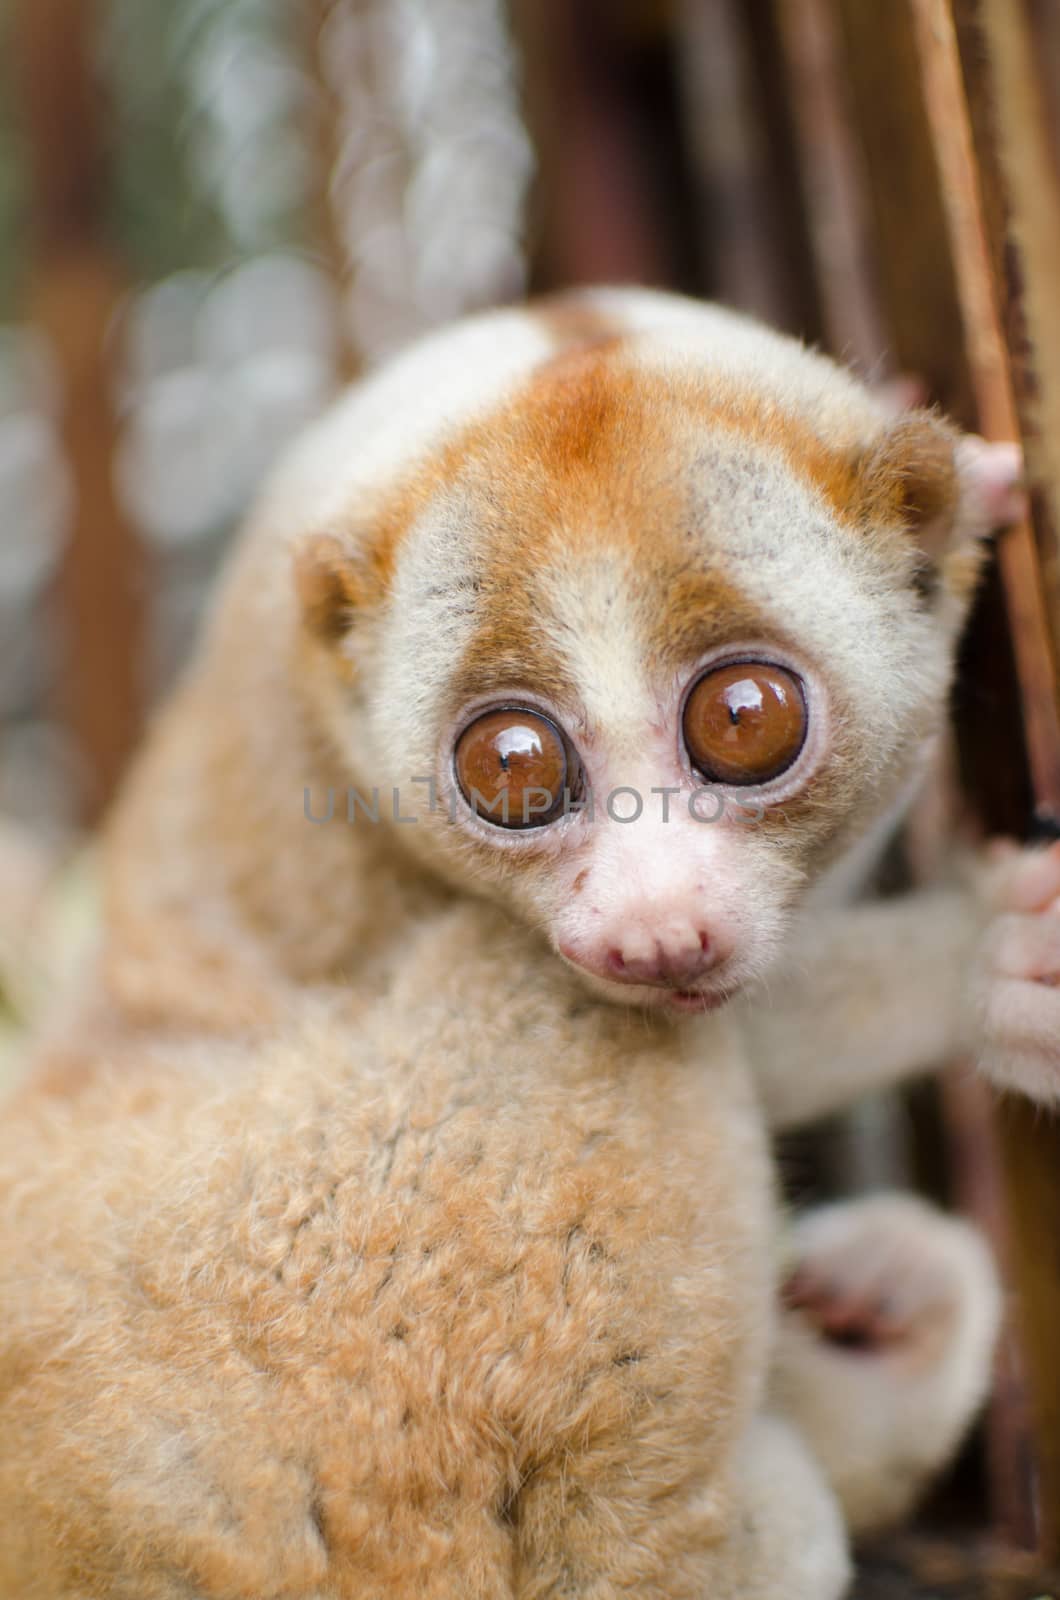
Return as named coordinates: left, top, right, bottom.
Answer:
left=293, top=534, right=369, bottom=645
left=856, top=412, right=961, bottom=556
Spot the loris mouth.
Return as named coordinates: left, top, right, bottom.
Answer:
left=612, top=978, right=742, bottom=1015
left=667, top=987, right=739, bottom=1014
left=556, top=945, right=743, bottom=1014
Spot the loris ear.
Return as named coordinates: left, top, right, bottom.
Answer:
left=293, top=533, right=368, bottom=645
left=857, top=412, right=1026, bottom=555
left=856, top=412, right=961, bottom=557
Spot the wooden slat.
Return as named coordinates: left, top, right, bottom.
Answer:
left=675, top=0, right=805, bottom=329
left=831, top=0, right=974, bottom=416
left=512, top=0, right=675, bottom=290
left=1028, top=0, right=1060, bottom=187
left=910, top=0, right=1060, bottom=818
left=14, top=0, right=145, bottom=821
left=772, top=0, right=891, bottom=373
left=956, top=0, right=1060, bottom=662
left=939, top=1067, right=1039, bottom=1546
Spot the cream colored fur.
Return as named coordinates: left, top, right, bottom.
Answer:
left=2, top=904, right=831, bottom=1597
left=1, top=904, right=996, bottom=1597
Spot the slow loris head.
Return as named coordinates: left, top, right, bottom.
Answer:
left=285, top=289, right=1020, bottom=1012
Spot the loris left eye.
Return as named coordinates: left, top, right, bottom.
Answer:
left=454, top=707, right=576, bottom=828
left=682, top=662, right=807, bottom=785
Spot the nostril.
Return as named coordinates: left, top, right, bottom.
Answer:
left=602, top=931, right=717, bottom=987
left=661, top=934, right=715, bottom=985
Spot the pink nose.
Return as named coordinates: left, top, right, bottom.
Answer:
left=606, top=930, right=715, bottom=988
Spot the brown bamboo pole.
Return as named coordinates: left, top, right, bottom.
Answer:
left=910, top=0, right=1060, bottom=816
left=772, top=0, right=891, bottom=374
left=831, top=0, right=974, bottom=417
left=13, top=0, right=146, bottom=822
left=911, top=0, right=1060, bottom=1558
left=511, top=0, right=674, bottom=291
left=956, top=0, right=1060, bottom=664
left=674, top=0, right=805, bottom=329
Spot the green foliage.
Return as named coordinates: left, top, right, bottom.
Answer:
left=102, top=0, right=311, bottom=279
left=101, top=0, right=234, bottom=278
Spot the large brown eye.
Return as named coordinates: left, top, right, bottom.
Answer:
left=454, top=708, right=571, bottom=829
left=682, top=662, right=807, bottom=786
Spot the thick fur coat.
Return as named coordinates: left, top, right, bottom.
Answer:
left=1, top=902, right=999, bottom=1598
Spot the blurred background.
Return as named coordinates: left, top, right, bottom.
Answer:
left=2, top=0, right=1060, bottom=1584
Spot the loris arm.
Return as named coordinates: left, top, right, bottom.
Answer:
left=742, top=888, right=977, bottom=1132
left=746, top=840, right=1060, bottom=1128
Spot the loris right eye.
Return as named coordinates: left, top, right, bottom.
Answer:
left=454, top=707, right=574, bottom=828
left=682, top=661, right=807, bottom=786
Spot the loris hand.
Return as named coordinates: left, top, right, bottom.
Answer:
left=972, top=840, right=1060, bottom=1106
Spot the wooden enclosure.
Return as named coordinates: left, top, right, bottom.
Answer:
left=4, top=0, right=1060, bottom=1584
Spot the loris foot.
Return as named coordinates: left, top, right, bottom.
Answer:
left=973, top=840, right=1060, bottom=1106
left=782, top=1192, right=998, bottom=1372
left=772, top=1193, right=1001, bottom=1534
